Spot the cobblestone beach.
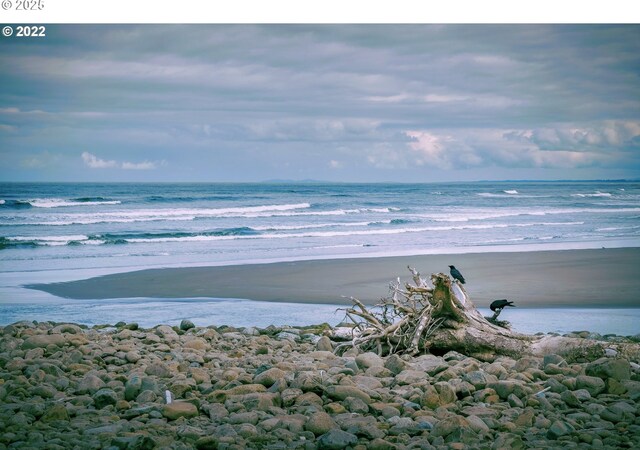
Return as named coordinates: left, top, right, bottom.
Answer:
left=1, top=321, right=639, bottom=449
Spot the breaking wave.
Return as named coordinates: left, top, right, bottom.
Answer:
left=421, top=207, right=640, bottom=223
left=0, top=204, right=400, bottom=227
left=0, top=221, right=584, bottom=248
left=571, top=191, right=612, bottom=198
left=0, top=235, right=95, bottom=248
left=0, top=197, right=122, bottom=209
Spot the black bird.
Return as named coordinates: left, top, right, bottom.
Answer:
left=490, top=299, right=515, bottom=312
left=448, top=265, right=466, bottom=284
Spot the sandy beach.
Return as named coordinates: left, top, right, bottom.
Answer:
left=29, top=247, right=640, bottom=308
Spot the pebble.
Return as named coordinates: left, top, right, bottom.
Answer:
left=76, top=373, right=106, bottom=394
left=0, top=320, right=638, bottom=450
left=179, top=319, right=195, bottom=331
left=576, top=374, right=606, bottom=396
left=317, top=428, right=358, bottom=449
left=316, top=335, right=333, bottom=351
left=92, top=388, right=118, bottom=409
left=355, top=351, right=384, bottom=369
left=162, top=401, right=199, bottom=420
left=305, top=411, right=338, bottom=436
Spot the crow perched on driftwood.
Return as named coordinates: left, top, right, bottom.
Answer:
left=490, top=299, right=515, bottom=312
left=448, top=265, right=466, bottom=284
left=487, top=298, right=515, bottom=324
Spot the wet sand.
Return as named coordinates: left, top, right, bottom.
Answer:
left=28, top=247, right=640, bottom=308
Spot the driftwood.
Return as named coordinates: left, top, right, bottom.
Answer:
left=335, top=266, right=640, bottom=362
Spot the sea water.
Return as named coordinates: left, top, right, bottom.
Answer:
left=1, top=297, right=639, bottom=336
left=1, top=181, right=639, bottom=332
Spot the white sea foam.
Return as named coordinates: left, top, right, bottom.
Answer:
left=421, top=207, right=640, bottom=223
left=476, top=192, right=525, bottom=198
left=126, top=235, right=238, bottom=243
left=6, top=205, right=394, bottom=227
left=242, top=207, right=393, bottom=218
left=82, top=239, right=107, bottom=245
left=424, top=210, right=546, bottom=222
left=310, top=244, right=366, bottom=250
left=107, top=203, right=313, bottom=219
left=0, top=200, right=5, bottom=205
left=371, top=208, right=399, bottom=213
left=251, top=221, right=382, bottom=231
left=596, top=225, right=640, bottom=232
left=7, top=203, right=312, bottom=226
left=6, top=235, right=91, bottom=246
left=121, top=221, right=584, bottom=244
left=6, top=205, right=640, bottom=229
left=131, top=203, right=312, bottom=217
left=476, top=192, right=549, bottom=198
left=7, top=235, right=89, bottom=242
left=28, top=198, right=121, bottom=208
left=571, top=191, right=612, bottom=198
left=30, top=201, right=309, bottom=214
left=242, top=209, right=355, bottom=218
left=30, top=216, right=197, bottom=226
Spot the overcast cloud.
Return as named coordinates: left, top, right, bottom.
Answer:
left=1, top=25, right=639, bottom=182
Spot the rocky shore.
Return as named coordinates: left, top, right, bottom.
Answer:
left=1, top=320, right=639, bottom=450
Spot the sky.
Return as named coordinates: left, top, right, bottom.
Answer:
left=1, top=24, right=639, bottom=182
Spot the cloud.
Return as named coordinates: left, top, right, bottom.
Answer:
left=122, top=161, right=158, bottom=170
left=82, top=151, right=118, bottom=168
left=246, top=119, right=381, bottom=142
left=400, top=123, right=626, bottom=171
left=424, top=94, right=467, bottom=103
left=404, top=130, right=486, bottom=170
left=365, top=143, right=409, bottom=169
left=2, top=25, right=639, bottom=181
left=504, top=121, right=640, bottom=151
left=365, top=93, right=412, bottom=103
left=82, top=152, right=162, bottom=170
left=405, top=131, right=455, bottom=169
left=21, top=151, right=60, bottom=169
left=0, top=124, right=17, bottom=132
left=0, top=107, right=46, bottom=115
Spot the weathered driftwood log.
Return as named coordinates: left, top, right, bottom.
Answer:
left=335, top=267, right=640, bottom=362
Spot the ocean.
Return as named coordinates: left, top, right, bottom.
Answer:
left=1, top=181, right=639, bottom=333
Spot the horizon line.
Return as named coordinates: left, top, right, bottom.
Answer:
left=0, top=178, right=638, bottom=185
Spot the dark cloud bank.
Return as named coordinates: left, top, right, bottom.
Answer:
left=1, top=25, right=639, bottom=181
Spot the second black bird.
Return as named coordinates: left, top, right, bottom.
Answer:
left=448, top=265, right=466, bottom=284
left=490, top=299, right=515, bottom=311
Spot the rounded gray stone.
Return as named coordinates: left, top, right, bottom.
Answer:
left=317, top=429, right=358, bottom=450
left=93, top=388, right=118, bottom=409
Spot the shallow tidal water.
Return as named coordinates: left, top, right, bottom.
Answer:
left=1, top=297, right=638, bottom=337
